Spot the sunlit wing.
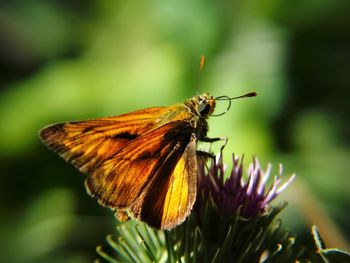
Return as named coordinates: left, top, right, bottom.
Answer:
left=131, top=135, right=197, bottom=229
left=85, top=121, right=197, bottom=228
left=39, top=107, right=168, bottom=173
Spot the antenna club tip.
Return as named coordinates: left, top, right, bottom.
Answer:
left=247, top=91, right=257, bottom=97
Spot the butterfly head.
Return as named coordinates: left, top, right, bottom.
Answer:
left=194, top=93, right=216, bottom=118
left=188, top=91, right=257, bottom=118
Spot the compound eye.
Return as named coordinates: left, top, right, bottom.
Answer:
left=198, top=101, right=211, bottom=116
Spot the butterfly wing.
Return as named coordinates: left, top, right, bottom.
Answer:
left=39, top=107, right=168, bottom=173
left=131, top=134, right=197, bottom=229
left=85, top=121, right=197, bottom=229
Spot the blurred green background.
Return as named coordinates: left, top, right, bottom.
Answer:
left=1, top=0, right=349, bottom=262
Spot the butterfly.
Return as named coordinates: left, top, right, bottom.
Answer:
left=39, top=91, right=256, bottom=229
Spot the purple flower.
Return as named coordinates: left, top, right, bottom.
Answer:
left=196, top=152, right=295, bottom=218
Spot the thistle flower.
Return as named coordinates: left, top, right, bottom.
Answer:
left=196, top=153, right=296, bottom=218
left=96, top=152, right=312, bottom=263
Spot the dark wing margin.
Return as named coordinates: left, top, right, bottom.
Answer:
left=39, top=107, right=168, bottom=173
left=85, top=121, right=197, bottom=229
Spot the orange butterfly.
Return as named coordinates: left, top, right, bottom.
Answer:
left=40, top=91, right=256, bottom=230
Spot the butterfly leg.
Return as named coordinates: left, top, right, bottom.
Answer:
left=196, top=137, right=227, bottom=171
left=196, top=150, right=215, bottom=183
left=200, top=136, right=228, bottom=152
left=197, top=138, right=226, bottom=158
left=196, top=150, right=215, bottom=160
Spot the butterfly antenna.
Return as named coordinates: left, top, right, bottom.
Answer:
left=195, top=55, right=206, bottom=95
left=221, top=91, right=257, bottom=100
left=212, top=91, right=257, bottom=116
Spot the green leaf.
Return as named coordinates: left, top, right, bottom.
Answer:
left=312, top=225, right=350, bottom=263
left=320, top=248, right=350, bottom=263
left=312, top=225, right=326, bottom=250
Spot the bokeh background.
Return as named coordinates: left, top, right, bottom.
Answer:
left=1, top=0, right=349, bottom=262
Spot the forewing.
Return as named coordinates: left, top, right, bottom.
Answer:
left=39, top=107, right=168, bottom=173
left=85, top=121, right=194, bottom=212
left=130, top=135, right=197, bottom=229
